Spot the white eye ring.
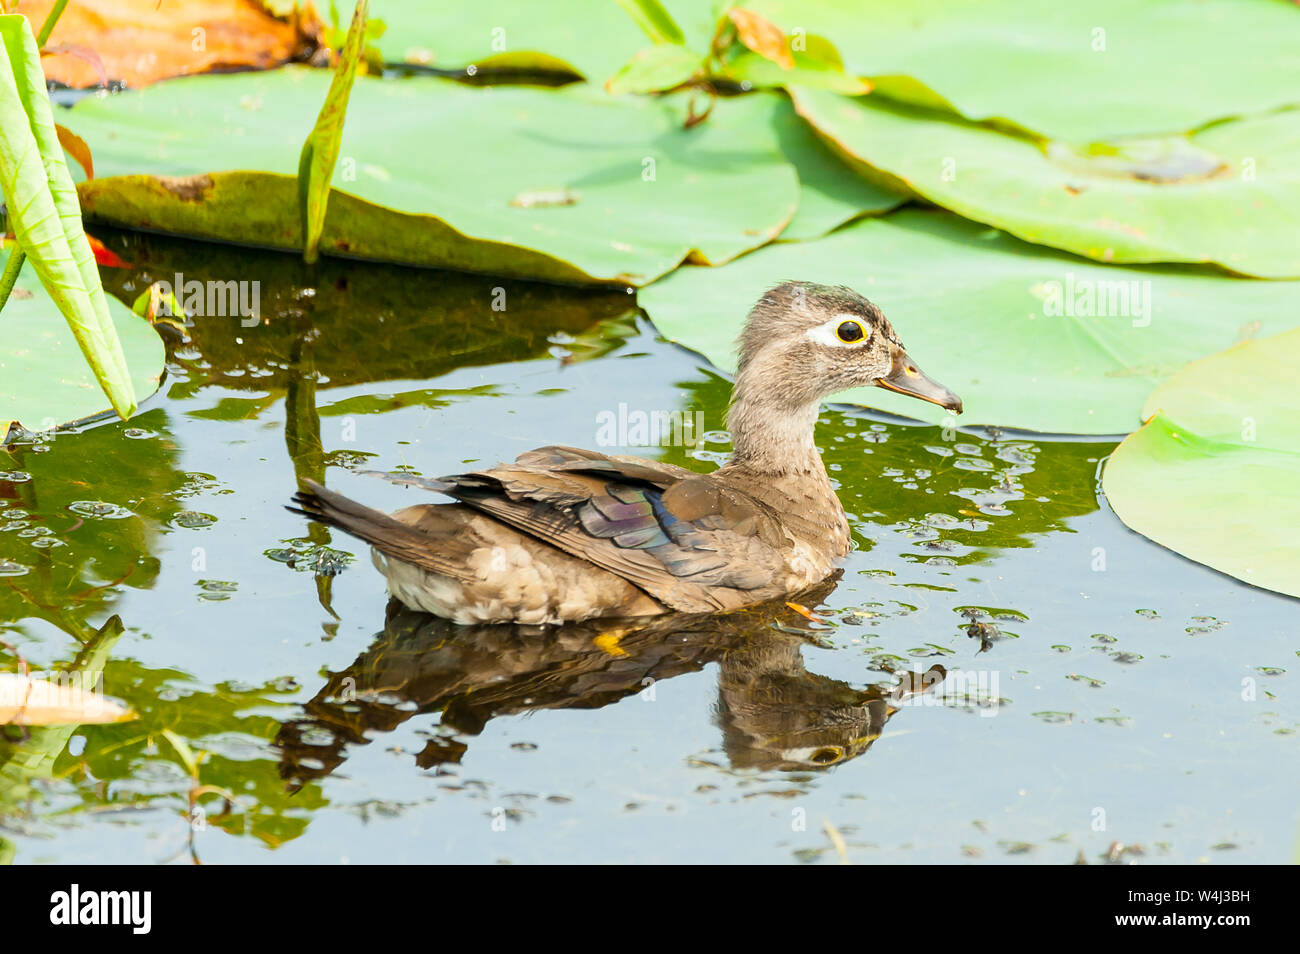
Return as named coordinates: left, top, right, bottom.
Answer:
left=805, top=314, right=870, bottom=347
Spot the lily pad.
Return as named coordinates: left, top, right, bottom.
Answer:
left=1102, top=329, right=1300, bottom=598
left=0, top=258, right=164, bottom=438
left=69, top=68, right=801, bottom=285
left=639, top=209, right=1300, bottom=434
left=770, top=99, right=905, bottom=240
left=749, top=0, right=1300, bottom=141
left=342, top=0, right=655, bottom=77
left=790, top=87, right=1300, bottom=278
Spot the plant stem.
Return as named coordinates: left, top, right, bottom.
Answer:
left=0, top=244, right=25, bottom=313
left=36, top=0, right=70, bottom=47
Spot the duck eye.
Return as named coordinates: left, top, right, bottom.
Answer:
left=835, top=320, right=866, bottom=343
left=810, top=746, right=843, bottom=765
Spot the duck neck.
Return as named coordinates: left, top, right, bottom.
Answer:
left=723, top=374, right=826, bottom=477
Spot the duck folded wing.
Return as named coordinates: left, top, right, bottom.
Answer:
left=371, top=447, right=796, bottom=614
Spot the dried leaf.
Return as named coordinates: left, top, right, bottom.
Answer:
left=54, top=121, right=92, bottom=178
left=727, top=8, right=793, bottom=70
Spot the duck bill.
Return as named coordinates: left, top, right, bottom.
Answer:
left=876, top=351, right=963, bottom=413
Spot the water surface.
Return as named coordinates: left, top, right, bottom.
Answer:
left=1, top=232, right=1295, bottom=864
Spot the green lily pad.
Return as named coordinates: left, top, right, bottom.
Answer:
left=1102, top=330, right=1300, bottom=598
left=640, top=209, right=1300, bottom=434
left=68, top=69, right=802, bottom=285
left=790, top=87, right=1300, bottom=278
left=0, top=258, right=164, bottom=438
left=344, top=0, right=657, bottom=78
left=749, top=0, right=1300, bottom=141
left=770, top=99, right=905, bottom=240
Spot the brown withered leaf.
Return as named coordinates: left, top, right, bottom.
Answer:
left=54, top=123, right=93, bottom=179
left=726, top=8, right=793, bottom=70
left=18, top=0, right=323, bottom=88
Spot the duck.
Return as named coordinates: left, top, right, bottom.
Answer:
left=289, top=281, right=962, bottom=625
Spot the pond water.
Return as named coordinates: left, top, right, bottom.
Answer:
left=1, top=231, right=1295, bottom=864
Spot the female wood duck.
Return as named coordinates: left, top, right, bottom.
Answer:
left=290, top=282, right=961, bottom=624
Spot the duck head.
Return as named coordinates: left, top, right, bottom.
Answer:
left=735, top=281, right=962, bottom=414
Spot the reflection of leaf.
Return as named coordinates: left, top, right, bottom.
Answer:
left=0, top=407, right=182, bottom=631
left=790, top=86, right=1300, bottom=278
left=640, top=209, right=1300, bottom=434
left=0, top=616, right=125, bottom=814
left=0, top=673, right=133, bottom=725
left=71, top=71, right=798, bottom=285
left=93, top=232, right=640, bottom=395
left=159, top=728, right=200, bottom=778
left=1103, top=329, right=1300, bottom=598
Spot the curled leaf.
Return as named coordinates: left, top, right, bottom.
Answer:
left=727, top=8, right=793, bottom=69
left=54, top=121, right=92, bottom=178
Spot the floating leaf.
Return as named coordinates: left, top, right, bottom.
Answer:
left=0, top=14, right=135, bottom=418
left=747, top=0, right=1300, bottom=140
left=28, top=0, right=323, bottom=88
left=605, top=43, right=701, bottom=95
left=0, top=257, right=163, bottom=438
left=1102, top=329, right=1300, bottom=598
left=639, top=209, right=1300, bottom=434
left=769, top=100, right=903, bottom=240
left=790, top=86, right=1300, bottom=278
left=69, top=70, right=800, bottom=285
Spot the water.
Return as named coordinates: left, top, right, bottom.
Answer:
left=1, top=230, right=1294, bottom=864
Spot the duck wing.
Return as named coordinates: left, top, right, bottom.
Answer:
left=368, top=446, right=796, bottom=613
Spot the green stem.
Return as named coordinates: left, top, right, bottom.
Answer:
left=0, top=244, right=25, bottom=313
left=36, top=0, right=69, bottom=47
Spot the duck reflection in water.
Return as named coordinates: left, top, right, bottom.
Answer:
left=276, top=576, right=948, bottom=786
